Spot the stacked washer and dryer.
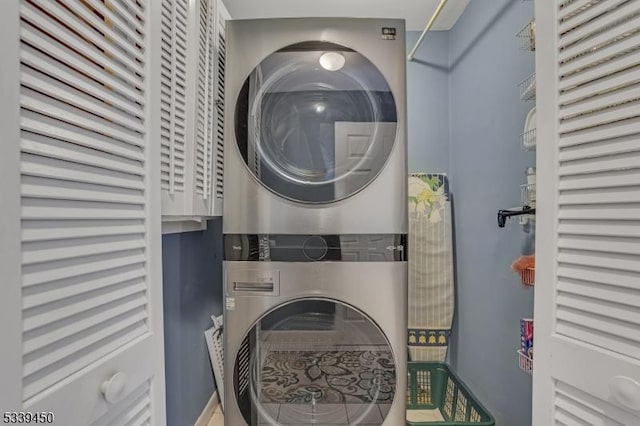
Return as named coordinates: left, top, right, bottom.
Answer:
left=223, top=18, right=408, bottom=425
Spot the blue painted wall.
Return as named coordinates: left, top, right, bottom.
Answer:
left=162, top=219, right=224, bottom=426
left=406, top=30, right=450, bottom=174
left=447, top=1, right=535, bottom=425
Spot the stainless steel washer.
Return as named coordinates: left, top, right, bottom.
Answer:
left=223, top=261, right=407, bottom=426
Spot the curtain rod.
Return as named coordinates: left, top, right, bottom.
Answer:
left=407, top=0, right=449, bottom=61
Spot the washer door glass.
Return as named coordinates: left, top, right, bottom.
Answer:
left=234, top=299, right=396, bottom=425
left=235, top=42, right=398, bottom=203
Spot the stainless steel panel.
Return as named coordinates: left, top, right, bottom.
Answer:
left=223, top=261, right=407, bottom=426
left=223, top=18, right=408, bottom=234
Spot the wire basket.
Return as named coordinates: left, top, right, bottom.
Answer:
left=519, top=267, right=535, bottom=286
left=518, top=350, right=533, bottom=375
left=407, top=363, right=495, bottom=425
left=516, top=20, right=536, bottom=51
left=521, top=183, right=536, bottom=206
left=518, top=72, right=536, bottom=101
left=520, top=128, right=536, bottom=150
left=512, top=255, right=535, bottom=286
left=519, top=214, right=536, bottom=227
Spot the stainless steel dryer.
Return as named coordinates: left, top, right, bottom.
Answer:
left=224, top=18, right=407, bottom=235
left=223, top=256, right=407, bottom=426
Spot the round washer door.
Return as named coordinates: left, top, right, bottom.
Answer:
left=235, top=42, right=398, bottom=203
left=233, top=299, right=396, bottom=425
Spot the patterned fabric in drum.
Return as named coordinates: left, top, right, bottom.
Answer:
left=260, top=350, right=396, bottom=404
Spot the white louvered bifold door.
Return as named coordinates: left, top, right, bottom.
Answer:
left=160, top=0, right=189, bottom=215
left=190, top=0, right=215, bottom=216
left=0, top=0, right=166, bottom=424
left=211, top=0, right=229, bottom=215
left=189, top=0, right=227, bottom=216
left=534, top=1, right=640, bottom=425
left=161, top=0, right=225, bottom=218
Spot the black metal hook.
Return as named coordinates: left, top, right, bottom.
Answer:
left=498, top=206, right=536, bottom=228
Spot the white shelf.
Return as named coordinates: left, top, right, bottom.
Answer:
left=519, top=72, right=536, bottom=101
left=518, top=350, right=533, bottom=375
left=521, top=183, right=536, bottom=206
left=516, top=19, right=536, bottom=51
left=521, top=128, right=536, bottom=150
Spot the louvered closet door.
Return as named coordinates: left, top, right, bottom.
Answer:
left=1, top=0, right=166, bottom=424
left=190, top=0, right=227, bottom=216
left=212, top=0, right=229, bottom=215
left=160, top=0, right=189, bottom=215
left=191, top=0, right=214, bottom=216
left=534, top=1, right=640, bottom=424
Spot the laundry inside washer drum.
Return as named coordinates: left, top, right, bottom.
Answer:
left=234, top=299, right=397, bottom=425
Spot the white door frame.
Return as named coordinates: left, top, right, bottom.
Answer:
left=531, top=0, right=559, bottom=424
left=147, top=1, right=169, bottom=423
left=0, top=0, right=23, bottom=413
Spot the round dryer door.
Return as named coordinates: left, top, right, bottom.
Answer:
left=233, top=299, right=396, bottom=425
left=235, top=42, right=398, bottom=203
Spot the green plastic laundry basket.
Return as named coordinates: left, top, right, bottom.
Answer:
left=406, top=362, right=495, bottom=426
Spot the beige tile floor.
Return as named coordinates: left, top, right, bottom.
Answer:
left=207, top=406, right=223, bottom=426
left=205, top=404, right=445, bottom=425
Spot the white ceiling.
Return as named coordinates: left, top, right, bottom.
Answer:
left=222, top=0, right=471, bottom=31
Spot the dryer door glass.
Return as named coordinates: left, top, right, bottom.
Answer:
left=235, top=42, right=398, bottom=203
left=233, top=299, right=396, bottom=425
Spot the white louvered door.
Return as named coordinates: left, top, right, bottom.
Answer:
left=190, top=0, right=227, bottom=216
left=534, top=1, right=640, bottom=425
left=160, top=0, right=189, bottom=215
left=212, top=0, right=229, bottom=214
left=191, top=0, right=215, bottom=216
left=161, top=0, right=226, bottom=219
left=0, top=1, right=166, bottom=425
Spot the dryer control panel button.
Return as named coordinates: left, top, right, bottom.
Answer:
left=302, top=235, right=329, bottom=261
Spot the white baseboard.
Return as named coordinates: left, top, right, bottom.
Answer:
left=194, top=391, right=220, bottom=426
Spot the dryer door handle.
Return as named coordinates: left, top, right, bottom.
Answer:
left=234, top=281, right=275, bottom=292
